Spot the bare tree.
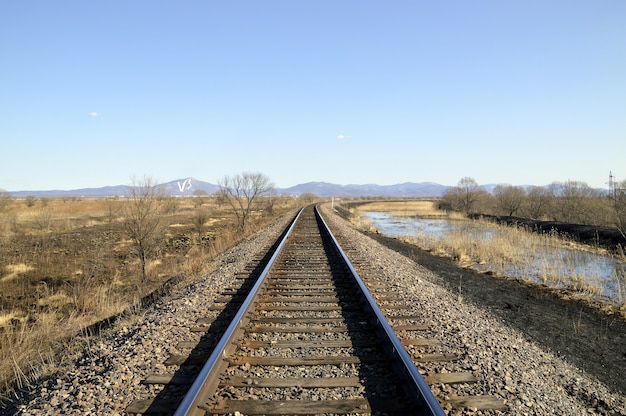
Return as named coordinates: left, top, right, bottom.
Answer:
left=191, top=209, right=211, bottom=245
left=262, top=191, right=279, bottom=216
left=217, top=172, right=274, bottom=231
left=549, top=180, right=601, bottom=224
left=193, top=189, right=209, bottom=208
left=493, top=184, right=526, bottom=216
left=122, top=176, right=169, bottom=283
left=442, top=177, right=486, bottom=214
left=522, top=186, right=552, bottom=220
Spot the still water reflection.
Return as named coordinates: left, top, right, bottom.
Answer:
left=364, top=212, right=625, bottom=306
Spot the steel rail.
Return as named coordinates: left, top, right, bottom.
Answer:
left=173, top=207, right=305, bottom=416
left=316, top=205, right=447, bottom=416
left=174, top=204, right=445, bottom=415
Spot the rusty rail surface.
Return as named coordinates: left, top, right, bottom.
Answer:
left=127, top=204, right=518, bottom=415
left=168, top=205, right=445, bottom=415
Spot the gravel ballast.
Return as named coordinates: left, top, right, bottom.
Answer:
left=8, top=204, right=626, bottom=415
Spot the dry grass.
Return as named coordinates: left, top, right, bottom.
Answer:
left=355, top=199, right=450, bottom=218
left=408, top=220, right=612, bottom=299
left=354, top=199, right=467, bottom=221
left=0, top=195, right=300, bottom=399
left=0, top=312, right=28, bottom=328
left=1, top=264, right=34, bottom=282
left=348, top=200, right=454, bottom=233
left=350, top=201, right=624, bottom=309
left=614, top=246, right=626, bottom=309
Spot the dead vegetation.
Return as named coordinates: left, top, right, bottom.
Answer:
left=0, top=195, right=299, bottom=400
left=334, top=199, right=626, bottom=397
left=347, top=200, right=626, bottom=313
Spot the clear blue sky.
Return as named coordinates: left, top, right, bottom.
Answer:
left=2, top=1, right=625, bottom=191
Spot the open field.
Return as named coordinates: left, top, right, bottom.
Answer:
left=0, top=195, right=300, bottom=398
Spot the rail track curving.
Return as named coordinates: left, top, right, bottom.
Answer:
left=126, top=205, right=504, bottom=415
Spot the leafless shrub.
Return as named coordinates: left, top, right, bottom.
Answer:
left=493, top=184, right=526, bottom=216
left=441, top=177, right=488, bottom=214
left=122, top=176, right=170, bottom=283
left=217, top=172, right=275, bottom=231
left=549, top=181, right=604, bottom=225
left=522, top=186, right=552, bottom=219
left=191, top=209, right=211, bottom=245
left=192, top=189, right=209, bottom=207
left=24, top=196, right=36, bottom=208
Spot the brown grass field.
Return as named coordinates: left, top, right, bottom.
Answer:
left=0, top=195, right=300, bottom=398
left=350, top=199, right=448, bottom=217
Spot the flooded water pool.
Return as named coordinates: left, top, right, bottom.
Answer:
left=363, top=211, right=626, bottom=306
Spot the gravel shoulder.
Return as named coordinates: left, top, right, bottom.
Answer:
left=6, top=204, right=626, bottom=415
left=321, top=203, right=626, bottom=415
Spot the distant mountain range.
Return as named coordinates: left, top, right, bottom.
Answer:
left=8, top=178, right=451, bottom=198
left=281, top=181, right=449, bottom=197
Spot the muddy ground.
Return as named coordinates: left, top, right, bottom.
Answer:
left=362, top=230, right=626, bottom=399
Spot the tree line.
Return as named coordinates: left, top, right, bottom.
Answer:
left=440, top=176, right=626, bottom=238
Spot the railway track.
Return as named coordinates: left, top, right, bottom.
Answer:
left=126, top=205, right=504, bottom=415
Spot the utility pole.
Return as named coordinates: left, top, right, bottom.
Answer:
left=609, top=171, right=616, bottom=202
